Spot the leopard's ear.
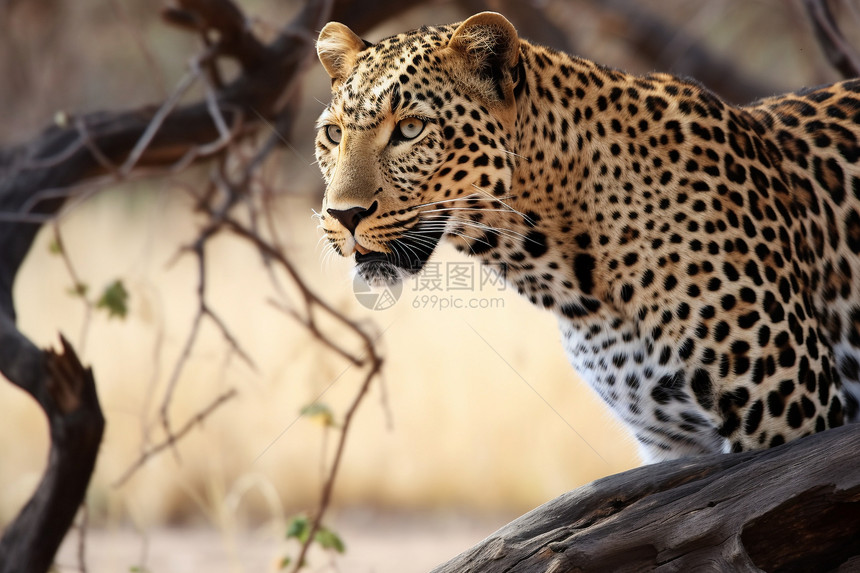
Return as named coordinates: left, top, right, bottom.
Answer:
left=317, top=22, right=370, bottom=83
left=447, top=12, right=521, bottom=102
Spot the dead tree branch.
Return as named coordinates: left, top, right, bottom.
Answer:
left=804, top=0, right=860, bottom=78
left=112, top=388, right=238, bottom=488
left=0, top=336, right=104, bottom=573
left=433, top=424, right=860, bottom=572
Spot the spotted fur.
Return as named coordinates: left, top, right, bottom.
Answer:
left=314, top=12, right=860, bottom=462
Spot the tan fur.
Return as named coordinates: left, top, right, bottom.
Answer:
left=446, top=12, right=520, bottom=111
left=317, top=21, right=367, bottom=82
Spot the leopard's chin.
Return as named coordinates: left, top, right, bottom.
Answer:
left=353, top=218, right=447, bottom=286
left=354, top=254, right=413, bottom=287
left=354, top=249, right=427, bottom=287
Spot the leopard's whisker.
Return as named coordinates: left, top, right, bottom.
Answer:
left=470, top=184, right=532, bottom=223
left=407, top=192, right=484, bottom=210
left=501, top=149, right=530, bottom=162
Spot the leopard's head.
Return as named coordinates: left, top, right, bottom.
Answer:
left=315, top=12, right=523, bottom=285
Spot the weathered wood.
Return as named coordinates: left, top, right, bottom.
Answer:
left=433, top=424, right=860, bottom=572
left=0, top=337, right=104, bottom=573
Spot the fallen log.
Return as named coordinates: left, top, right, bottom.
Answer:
left=433, top=424, right=860, bottom=572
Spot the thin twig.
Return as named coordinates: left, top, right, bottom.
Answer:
left=804, top=0, right=860, bottom=78
left=222, top=209, right=386, bottom=572
left=289, top=359, right=383, bottom=573
left=109, top=0, right=168, bottom=99
left=18, top=135, right=87, bottom=172
left=119, top=55, right=205, bottom=176
left=157, top=302, right=205, bottom=461
left=210, top=173, right=387, bottom=572
left=113, top=388, right=238, bottom=488
left=76, top=503, right=89, bottom=573
left=7, top=132, right=241, bottom=222
left=224, top=217, right=380, bottom=354
left=194, top=57, right=232, bottom=141
left=51, top=223, right=93, bottom=355
left=152, top=157, right=256, bottom=463
left=267, top=299, right=363, bottom=366
left=75, top=117, right=121, bottom=176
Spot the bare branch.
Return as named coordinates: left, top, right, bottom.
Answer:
left=113, top=388, right=238, bottom=488
left=268, top=298, right=364, bottom=366
left=804, top=0, right=860, bottom=78
left=289, top=360, right=383, bottom=573
left=50, top=222, right=93, bottom=354
left=166, top=0, right=268, bottom=70
left=109, top=0, right=168, bottom=99
left=75, top=504, right=90, bottom=573
left=206, top=172, right=387, bottom=572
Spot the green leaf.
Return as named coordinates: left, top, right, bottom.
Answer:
left=48, top=239, right=63, bottom=255
left=285, top=516, right=345, bottom=563
left=279, top=556, right=291, bottom=570
left=67, top=282, right=89, bottom=298
left=96, top=279, right=129, bottom=319
left=286, top=515, right=310, bottom=542
left=299, top=403, right=336, bottom=427
left=315, top=526, right=346, bottom=553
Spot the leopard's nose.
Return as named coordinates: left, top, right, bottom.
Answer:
left=327, top=201, right=378, bottom=235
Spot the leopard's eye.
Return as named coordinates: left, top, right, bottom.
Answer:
left=325, top=125, right=342, bottom=145
left=396, top=117, right=425, bottom=140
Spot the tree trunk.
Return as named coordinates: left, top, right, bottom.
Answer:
left=0, top=337, right=104, bottom=573
left=433, top=424, right=860, bottom=572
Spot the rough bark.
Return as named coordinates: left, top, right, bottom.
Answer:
left=0, top=337, right=104, bottom=573
left=432, top=424, right=860, bottom=572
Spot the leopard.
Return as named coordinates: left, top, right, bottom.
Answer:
left=313, top=11, right=860, bottom=462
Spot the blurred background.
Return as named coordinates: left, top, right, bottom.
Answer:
left=0, top=0, right=858, bottom=571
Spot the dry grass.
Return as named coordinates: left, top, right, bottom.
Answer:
left=0, top=183, right=636, bottom=534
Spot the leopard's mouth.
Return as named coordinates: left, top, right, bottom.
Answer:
left=354, top=243, right=373, bottom=256
left=353, top=217, right=447, bottom=286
